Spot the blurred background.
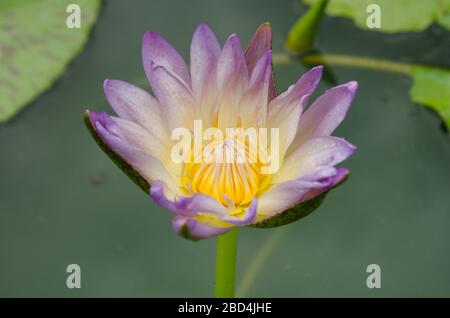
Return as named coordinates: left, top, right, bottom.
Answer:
left=0, top=0, right=449, bottom=297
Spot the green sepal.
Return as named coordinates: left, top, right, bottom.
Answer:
left=83, top=110, right=150, bottom=193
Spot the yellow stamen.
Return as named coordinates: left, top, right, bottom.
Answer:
left=183, top=129, right=270, bottom=212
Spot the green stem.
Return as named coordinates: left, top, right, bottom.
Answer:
left=215, top=228, right=238, bottom=298
left=302, top=53, right=414, bottom=75
left=272, top=52, right=421, bottom=75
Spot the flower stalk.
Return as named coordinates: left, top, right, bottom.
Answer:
left=215, top=228, right=238, bottom=298
left=271, top=52, right=450, bottom=76
left=285, top=0, right=328, bottom=54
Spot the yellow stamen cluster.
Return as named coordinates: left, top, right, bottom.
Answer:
left=183, top=130, right=270, bottom=214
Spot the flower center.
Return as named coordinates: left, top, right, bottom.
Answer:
left=182, top=130, right=270, bottom=213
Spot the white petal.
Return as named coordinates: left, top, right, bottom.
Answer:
left=103, top=79, right=169, bottom=140
left=239, top=50, right=272, bottom=128
left=257, top=167, right=337, bottom=216
left=148, top=63, right=198, bottom=130
left=142, top=31, right=191, bottom=86
left=190, top=24, right=221, bottom=127
left=216, top=34, right=249, bottom=129
left=288, top=81, right=357, bottom=154
left=272, top=136, right=356, bottom=185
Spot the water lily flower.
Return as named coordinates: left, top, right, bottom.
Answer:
left=85, top=23, right=357, bottom=241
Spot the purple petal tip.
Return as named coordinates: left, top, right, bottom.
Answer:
left=143, top=30, right=158, bottom=40
left=88, top=110, right=115, bottom=130
left=227, top=33, right=239, bottom=42
left=345, top=139, right=358, bottom=152
left=312, top=65, right=324, bottom=73
left=309, top=66, right=324, bottom=80
left=254, top=22, right=272, bottom=34
left=196, top=23, right=212, bottom=32
left=103, top=79, right=111, bottom=90
left=346, top=81, right=358, bottom=97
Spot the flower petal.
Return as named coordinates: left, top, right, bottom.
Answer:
left=265, top=96, right=304, bottom=164
left=239, top=50, right=272, bottom=128
left=142, top=31, right=191, bottom=85
left=266, top=66, right=324, bottom=161
left=147, top=63, right=197, bottom=130
left=221, top=198, right=258, bottom=225
left=103, top=79, right=169, bottom=139
left=88, top=111, right=180, bottom=193
left=288, top=81, right=358, bottom=153
left=257, top=166, right=338, bottom=217
left=190, top=23, right=221, bottom=127
left=273, top=136, right=356, bottom=185
left=112, top=116, right=165, bottom=152
left=109, top=117, right=180, bottom=176
left=151, top=180, right=257, bottom=225
left=85, top=110, right=149, bottom=193
left=302, top=167, right=349, bottom=201
left=150, top=180, right=228, bottom=216
left=172, top=216, right=232, bottom=240
left=268, top=65, right=323, bottom=115
left=245, top=22, right=276, bottom=100
left=216, top=34, right=249, bottom=129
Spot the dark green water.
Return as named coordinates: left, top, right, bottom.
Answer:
left=1, top=0, right=450, bottom=297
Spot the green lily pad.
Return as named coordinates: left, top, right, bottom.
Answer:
left=303, top=0, right=450, bottom=33
left=410, top=66, right=450, bottom=130
left=0, top=0, right=101, bottom=122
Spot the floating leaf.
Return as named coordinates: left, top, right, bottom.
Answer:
left=410, top=66, right=450, bottom=130
left=303, top=0, right=450, bottom=33
left=0, top=0, right=101, bottom=122
left=437, top=0, right=450, bottom=30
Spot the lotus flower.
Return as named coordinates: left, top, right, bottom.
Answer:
left=85, top=23, right=357, bottom=240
